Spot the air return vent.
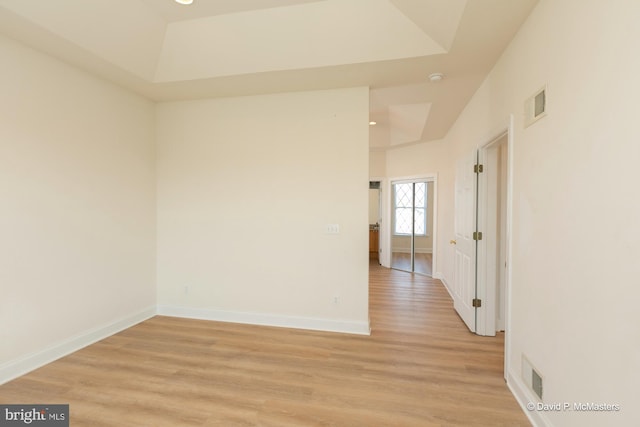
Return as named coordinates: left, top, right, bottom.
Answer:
left=525, top=85, right=547, bottom=127
left=522, top=356, right=543, bottom=400
left=532, top=369, right=543, bottom=399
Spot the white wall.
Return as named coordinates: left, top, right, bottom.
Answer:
left=369, top=151, right=385, bottom=227
left=368, top=189, right=380, bottom=225
left=369, top=150, right=386, bottom=177
left=0, top=35, right=156, bottom=381
left=440, top=1, right=640, bottom=425
left=156, top=88, right=370, bottom=334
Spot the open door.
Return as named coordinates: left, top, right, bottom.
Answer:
left=476, top=133, right=509, bottom=337
left=452, top=150, right=478, bottom=332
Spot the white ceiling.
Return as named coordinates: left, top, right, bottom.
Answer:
left=139, top=0, right=327, bottom=23
left=0, top=0, right=538, bottom=148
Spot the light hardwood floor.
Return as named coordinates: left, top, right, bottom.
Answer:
left=0, top=262, right=529, bottom=426
left=391, top=252, right=433, bottom=276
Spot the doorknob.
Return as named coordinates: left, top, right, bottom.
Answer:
left=450, top=239, right=457, bottom=245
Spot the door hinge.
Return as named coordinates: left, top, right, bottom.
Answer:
left=473, top=231, right=483, bottom=241
left=472, top=298, right=482, bottom=308
left=474, top=164, right=484, bottom=173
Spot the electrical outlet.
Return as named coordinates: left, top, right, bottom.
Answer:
left=184, top=285, right=189, bottom=295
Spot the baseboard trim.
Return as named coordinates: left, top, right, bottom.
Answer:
left=434, top=273, right=455, bottom=300
left=157, top=305, right=371, bottom=336
left=507, top=369, right=551, bottom=427
left=391, top=248, right=433, bottom=254
left=0, top=306, right=156, bottom=385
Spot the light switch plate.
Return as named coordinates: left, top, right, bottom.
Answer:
left=325, top=224, right=340, bottom=234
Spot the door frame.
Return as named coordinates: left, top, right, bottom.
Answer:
left=369, top=177, right=387, bottom=266
left=383, top=174, right=438, bottom=277
left=476, top=115, right=514, bottom=378
left=477, top=133, right=507, bottom=336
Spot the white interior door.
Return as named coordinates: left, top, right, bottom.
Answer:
left=453, top=150, right=478, bottom=332
left=475, top=134, right=509, bottom=336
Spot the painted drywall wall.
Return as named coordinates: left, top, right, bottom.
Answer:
left=440, top=0, right=640, bottom=425
left=369, top=150, right=386, bottom=177
left=0, top=35, right=156, bottom=377
left=156, top=87, right=370, bottom=333
left=369, top=189, right=380, bottom=225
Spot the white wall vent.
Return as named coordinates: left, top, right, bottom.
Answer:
left=522, top=355, right=544, bottom=400
left=524, top=85, right=547, bottom=127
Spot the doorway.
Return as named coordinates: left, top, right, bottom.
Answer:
left=477, top=134, right=508, bottom=334
left=450, top=117, right=513, bottom=380
left=369, top=181, right=381, bottom=264
left=390, top=178, right=435, bottom=276
left=451, top=119, right=513, bottom=342
left=452, top=134, right=510, bottom=336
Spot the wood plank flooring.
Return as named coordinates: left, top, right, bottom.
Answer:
left=0, top=262, right=529, bottom=426
left=390, top=252, right=433, bottom=276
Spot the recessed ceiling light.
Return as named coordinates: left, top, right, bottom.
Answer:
left=429, top=73, right=444, bottom=82
left=174, top=0, right=193, bottom=5
left=369, top=121, right=377, bottom=126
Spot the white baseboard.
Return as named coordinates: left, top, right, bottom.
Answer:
left=391, top=248, right=433, bottom=254
left=434, top=273, right=455, bottom=300
left=0, top=306, right=156, bottom=385
left=157, top=305, right=371, bottom=336
left=507, top=369, right=551, bottom=427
